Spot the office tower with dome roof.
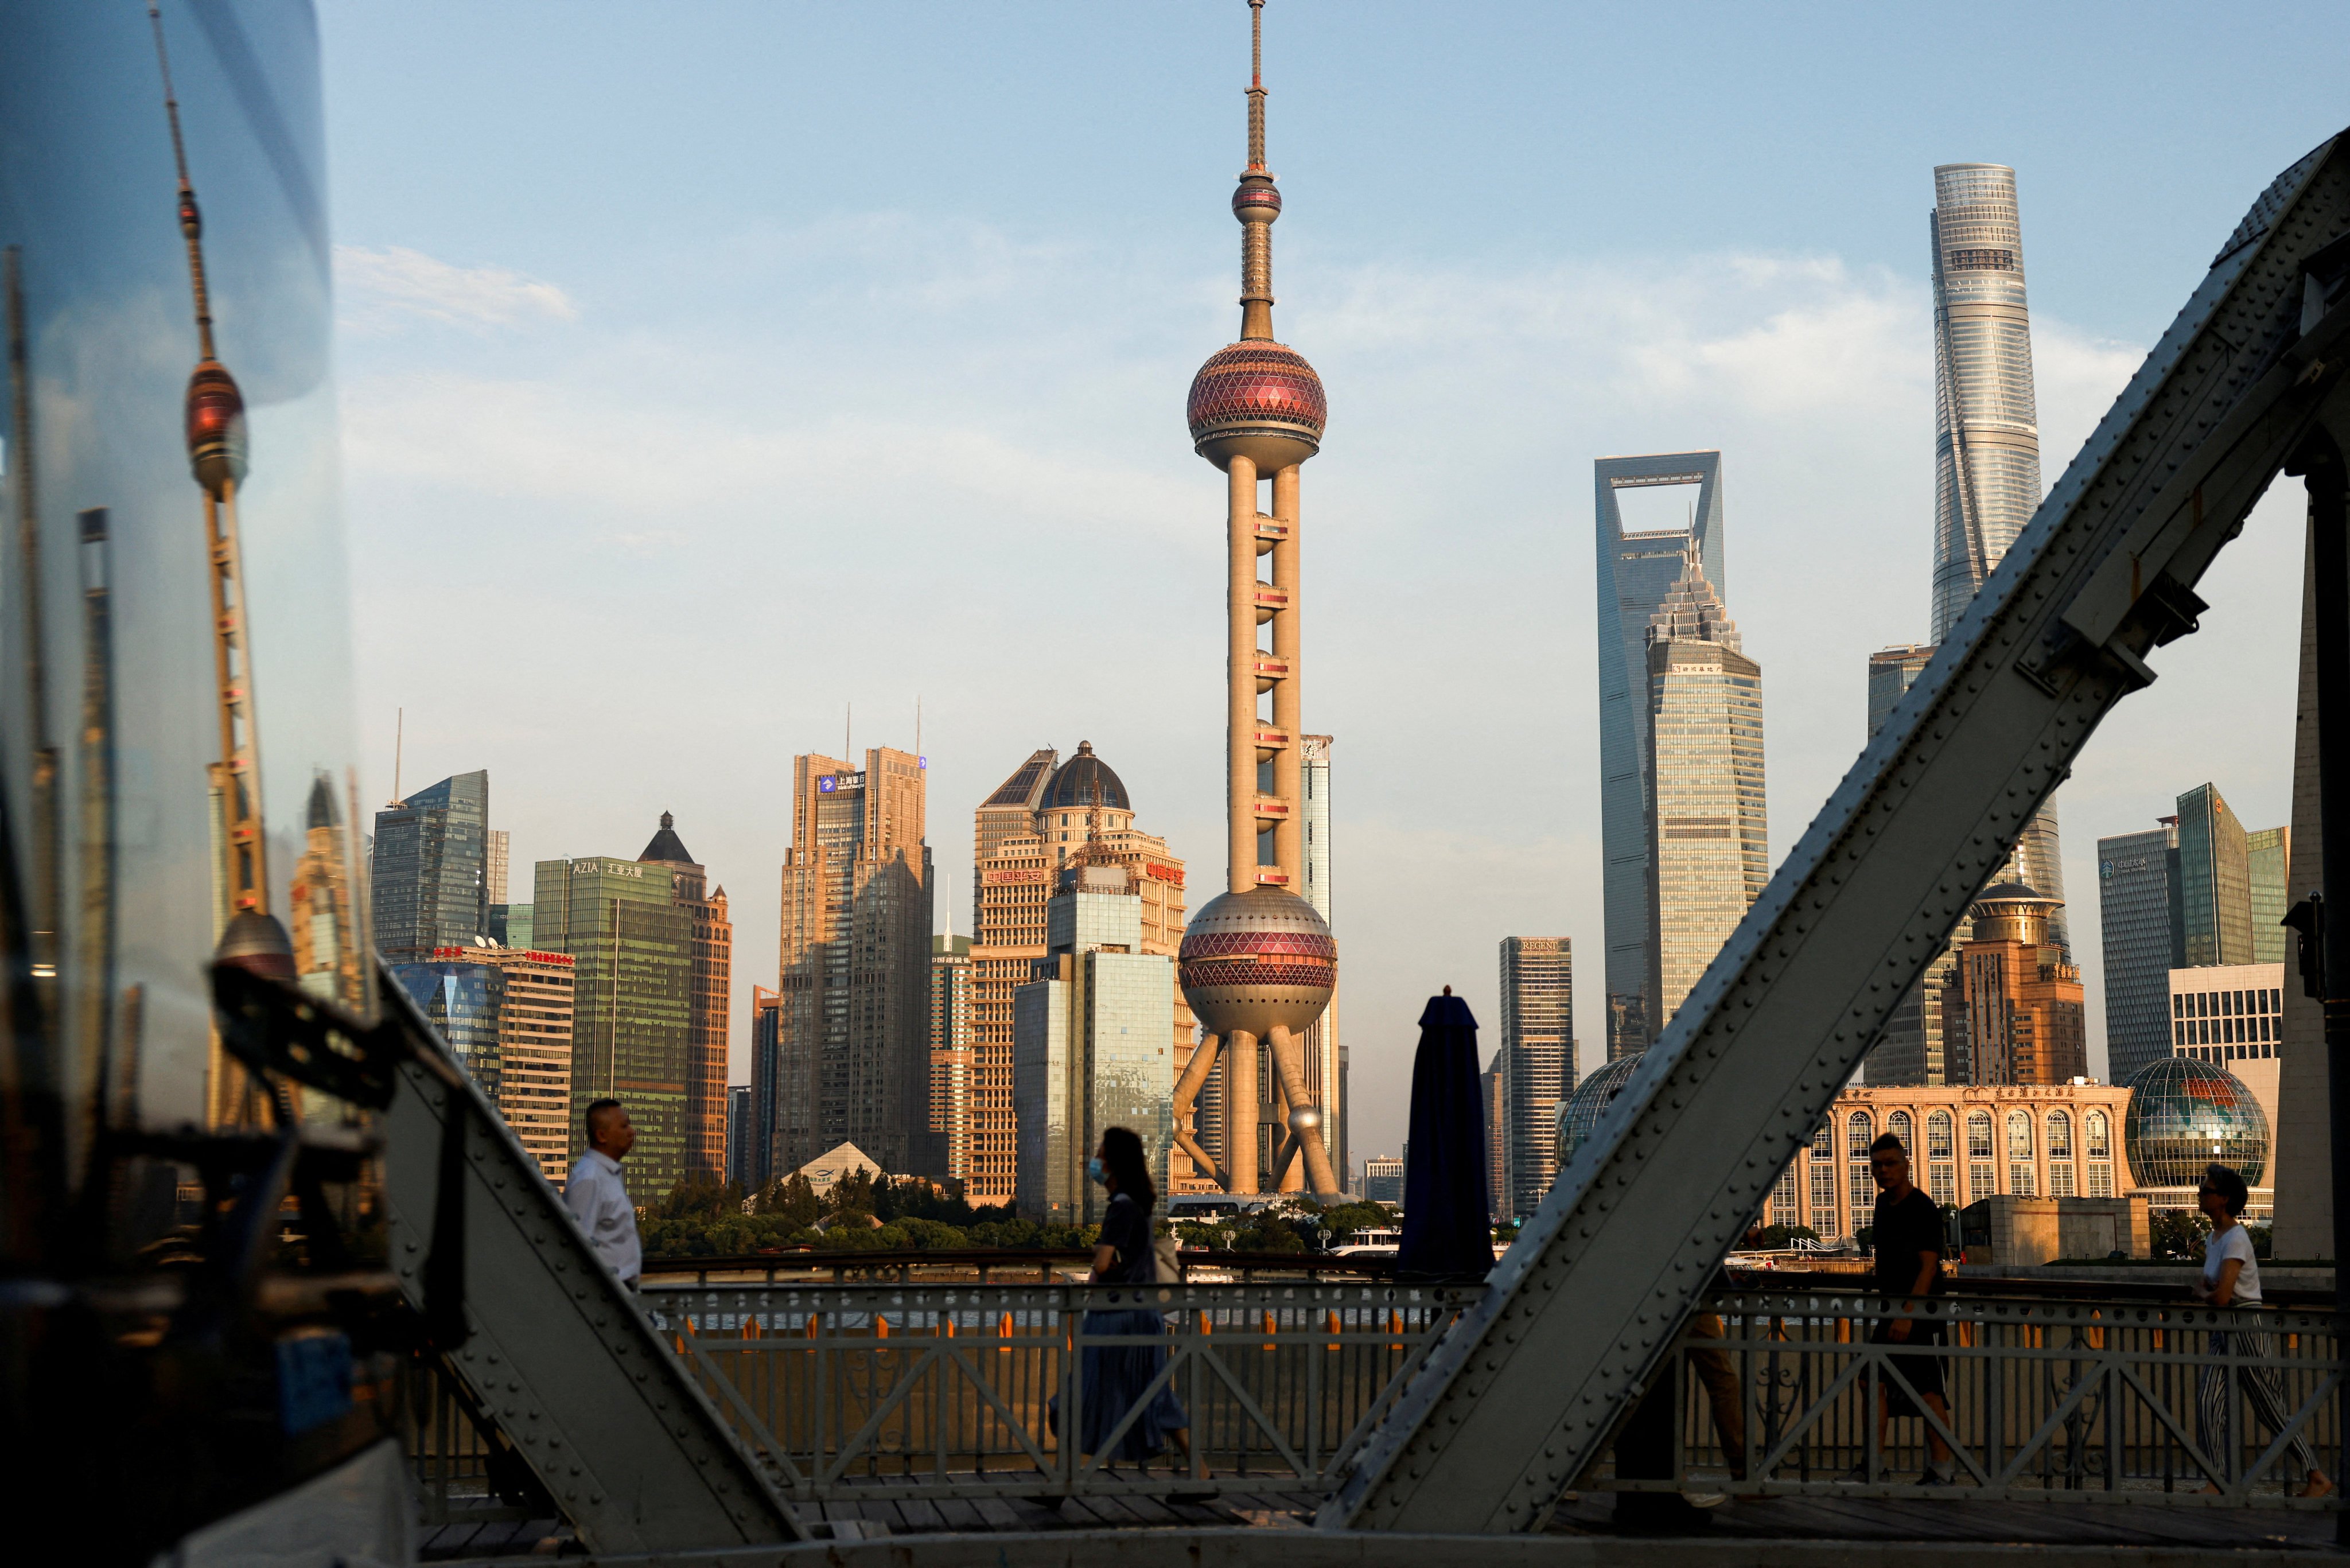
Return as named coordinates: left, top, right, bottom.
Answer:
left=967, top=744, right=1192, bottom=1204
left=1173, top=0, right=1341, bottom=1199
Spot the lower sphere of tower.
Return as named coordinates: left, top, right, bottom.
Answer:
left=1286, top=1104, right=1321, bottom=1137
left=1178, top=886, right=1334, bottom=1039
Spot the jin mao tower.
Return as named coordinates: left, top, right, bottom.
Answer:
left=1173, top=0, right=1340, bottom=1199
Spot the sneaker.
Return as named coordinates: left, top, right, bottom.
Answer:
left=1916, top=1467, right=1956, bottom=1488
left=1683, top=1491, right=1728, bottom=1509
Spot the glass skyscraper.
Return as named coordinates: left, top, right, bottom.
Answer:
left=371, top=769, right=489, bottom=963
left=1013, top=870, right=1175, bottom=1222
left=1594, top=450, right=1725, bottom=1059
left=2176, top=782, right=2253, bottom=968
left=2248, top=826, right=2292, bottom=966
left=394, top=960, right=503, bottom=1097
left=532, top=853, right=695, bottom=1198
left=1498, top=937, right=1573, bottom=1220
left=2097, top=821, right=2181, bottom=1085
left=1928, top=164, right=2068, bottom=955
left=1643, top=550, right=1767, bottom=1036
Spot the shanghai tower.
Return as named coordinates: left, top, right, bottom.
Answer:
left=1870, top=164, right=2065, bottom=1086
left=1928, top=163, right=2067, bottom=951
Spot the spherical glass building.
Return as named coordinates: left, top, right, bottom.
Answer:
left=1554, top=1054, right=1646, bottom=1170
left=2122, top=1057, right=2270, bottom=1212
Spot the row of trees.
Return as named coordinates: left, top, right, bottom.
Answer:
left=641, top=1174, right=1401, bottom=1260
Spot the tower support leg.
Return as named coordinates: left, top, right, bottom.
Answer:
left=1227, top=1029, right=1259, bottom=1193
left=1267, top=1024, right=1340, bottom=1197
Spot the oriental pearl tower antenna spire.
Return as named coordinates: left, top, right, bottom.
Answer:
left=149, top=2, right=293, bottom=1123
left=1174, top=0, right=1340, bottom=1200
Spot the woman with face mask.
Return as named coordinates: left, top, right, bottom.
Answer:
left=1067, top=1126, right=1195, bottom=1477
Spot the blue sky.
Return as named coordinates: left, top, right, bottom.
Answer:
left=318, top=2, right=2350, bottom=1168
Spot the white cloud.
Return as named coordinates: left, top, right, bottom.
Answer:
left=334, top=245, right=578, bottom=333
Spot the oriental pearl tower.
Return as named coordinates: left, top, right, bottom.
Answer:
left=1173, top=0, right=1340, bottom=1200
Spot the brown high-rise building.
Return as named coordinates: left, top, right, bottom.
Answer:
left=775, top=749, right=933, bottom=1177
left=966, top=744, right=1192, bottom=1205
left=1942, top=884, right=2087, bottom=1087
left=1172, top=0, right=1341, bottom=1199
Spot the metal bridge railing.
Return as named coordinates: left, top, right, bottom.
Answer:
left=1594, top=1288, right=2344, bottom=1508
left=639, top=1279, right=1477, bottom=1501
left=398, top=1353, right=540, bottom=1526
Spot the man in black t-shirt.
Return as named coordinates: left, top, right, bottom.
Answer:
left=1862, top=1131, right=1955, bottom=1484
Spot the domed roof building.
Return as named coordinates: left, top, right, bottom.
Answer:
left=1553, top=1054, right=1647, bottom=1172
left=2121, top=1056, right=2272, bottom=1219
left=1042, top=741, right=1131, bottom=815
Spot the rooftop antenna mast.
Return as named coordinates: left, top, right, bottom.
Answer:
left=389, top=706, right=403, bottom=806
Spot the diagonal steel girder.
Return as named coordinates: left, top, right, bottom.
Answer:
left=1324, top=129, right=2350, bottom=1534
left=379, top=972, right=806, bottom=1550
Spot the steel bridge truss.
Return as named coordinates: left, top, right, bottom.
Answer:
left=1326, top=128, right=2350, bottom=1531
left=388, top=130, right=2350, bottom=1547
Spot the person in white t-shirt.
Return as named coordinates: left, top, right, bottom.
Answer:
left=565, top=1098, right=643, bottom=1289
left=2190, top=1162, right=2330, bottom=1497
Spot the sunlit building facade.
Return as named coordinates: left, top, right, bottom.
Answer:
left=1764, top=1082, right=2130, bottom=1240
left=969, top=744, right=1189, bottom=1202
left=1643, top=548, right=1765, bottom=1034
left=1499, top=936, right=1574, bottom=1221
left=1943, top=885, right=2086, bottom=1087
left=776, top=749, right=933, bottom=1179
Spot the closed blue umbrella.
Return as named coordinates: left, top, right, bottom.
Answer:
left=1398, top=990, right=1492, bottom=1280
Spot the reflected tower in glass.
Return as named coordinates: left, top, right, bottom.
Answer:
left=1, top=2, right=368, bottom=1139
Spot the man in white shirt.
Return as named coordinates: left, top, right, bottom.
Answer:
left=565, top=1098, right=643, bottom=1288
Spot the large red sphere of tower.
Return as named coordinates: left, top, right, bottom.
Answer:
left=1187, top=341, right=1325, bottom=473
left=1178, top=885, right=1335, bottom=1040
left=185, top=357, right=249, bottom=499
